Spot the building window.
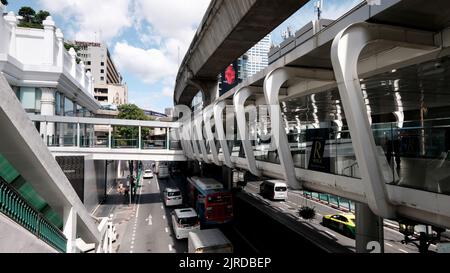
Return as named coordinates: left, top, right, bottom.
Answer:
left=87, top=61, right=91, bottom=65
left=18, top=87, right=41, bottom=114
left=100, top=69, right=104, bottom=74
left=101, top=62, right=104, bottom=66
left=100, top=76, right=104, bottom=81
left=64, top=97, right=74, bottom=116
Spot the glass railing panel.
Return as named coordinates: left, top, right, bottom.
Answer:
left=374, top=118, right=450, bottom=195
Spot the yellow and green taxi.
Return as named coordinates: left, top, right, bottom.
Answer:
left=322, top=213, right=356, bottom=238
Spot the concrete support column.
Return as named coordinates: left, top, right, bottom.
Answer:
left=356, top=202, right=384, bottom=253
left=4, top=12, right=18, bottom=57
left=39, top=88, right=56, bottom=141
left=222, top=165, right=234, bottom=190
left=42, top=16, right=56, bottom=65
left=63, top=207, right=77, bottom=253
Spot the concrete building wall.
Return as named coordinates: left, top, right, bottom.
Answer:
left=0, top=213, right=57, bottom=253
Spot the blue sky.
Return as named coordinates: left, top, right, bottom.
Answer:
left=5, top=0, right=361, bottom=113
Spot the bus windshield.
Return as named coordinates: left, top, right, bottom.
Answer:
left=207, top=194, right=231, bottom=204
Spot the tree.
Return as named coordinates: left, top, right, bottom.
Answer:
left=18, top=7, right=36, bottom=23
left=34, top=10, right=50, bottom=25
left=113, top=104, right=153, bottom=146
left=1, top=0, right=8, bottom=6
left=17, top=7, right=51, bottom=29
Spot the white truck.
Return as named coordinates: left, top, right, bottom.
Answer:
left=156, top=162, right=169, bottom=179
left=188, top=229, right=233, bottom=253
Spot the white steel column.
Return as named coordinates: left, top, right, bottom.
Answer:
left=234, top=87, right=261, bottom=176
left=108, top=125, right=112, bottom=149
left=190, top=120, right=202, bottom=161
left=214, top=100, right=234, bottom=168
left=63, top=206, right=77, bottom=253
left=263, top=68, right=301, bottom=189
left=204, top=105, right=221, bottom=165
left=194, top=113, right=210, bottom=163
left=331, top=22, right=397, bottom=218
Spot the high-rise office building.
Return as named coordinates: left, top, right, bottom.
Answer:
left=242, top=34, right=271, bottom=79
left=71, top=41, right=128, bottom=106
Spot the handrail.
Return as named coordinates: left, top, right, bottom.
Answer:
left=0, top=177, right=67, bottom=252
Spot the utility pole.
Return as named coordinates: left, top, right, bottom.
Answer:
left=315, top=0, right=323, bottom=21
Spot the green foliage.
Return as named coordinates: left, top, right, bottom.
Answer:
left=299, top=206, right=316, bottom=220
left=113, top=104, right=154, bottom=144
left=18, top=7, right=35, bottom=23
left=1, top=0, right=8, bottom=6
left=17, top=7, right=51, bottom=29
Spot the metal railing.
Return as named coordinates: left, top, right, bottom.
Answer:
left=0, top=178, right=67, bottom=252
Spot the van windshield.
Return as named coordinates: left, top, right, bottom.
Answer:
left=275, top=186, right=287, bottom=192
left=168, top=191, right=181, bottom=197
left=178, top=216, right=198, bottom=226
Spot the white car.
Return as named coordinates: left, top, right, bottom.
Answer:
left=164, top=187, right=183, bottom=206
left=171, top=208, right=200, bottom=239
left=143, top=169, right=154, bottom=179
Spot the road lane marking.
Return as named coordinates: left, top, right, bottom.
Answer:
left=145, top=214, right=153, bottom=225
left=398, top=249, right=408, bottom=253
left=168, top=244, right=173, bottom=251
left=165, top=227, right=169, bottom=233
left=163, top=215, right=166, bottom=220
left=161, top=205, right=164, bottom=209
left=386, top=243, right=393, bottom=247
left=325, top=230, right=337, bottom=238
left=156, top=180, right=160, bottom=191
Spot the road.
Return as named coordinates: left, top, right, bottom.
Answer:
left=243, top=181, right=431, bottom=253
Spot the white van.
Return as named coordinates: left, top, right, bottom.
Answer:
left=188, top=229, right=233, bottom=253
left=259, top=180, right=288, bottom=201
left=164, top=187, right=183, bottom=206
left=171, top=208, right=200, bottom=239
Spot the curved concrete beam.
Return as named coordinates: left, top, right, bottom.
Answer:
left=234, top=87, right=261, bottom=176
left=203, top=105, right=221, bottom=165
left=213, top=100, right=234, bottom=168
left=263, top=67, right=301, bottom=189
left=331, top=22, right=396, bottom=218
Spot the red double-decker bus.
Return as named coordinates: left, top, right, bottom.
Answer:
left=187, top=177, right=233, bottom=225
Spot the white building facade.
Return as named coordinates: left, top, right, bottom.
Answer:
left=0, top=10, right=101, bottom=146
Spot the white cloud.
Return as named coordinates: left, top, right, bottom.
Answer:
left=162, top=86, right=174, bottom=97
left=113, top=42, right=178, bottom=85
left=39, top=0, right=132, bottom=42
left=133, top=0, right=210, bottom=63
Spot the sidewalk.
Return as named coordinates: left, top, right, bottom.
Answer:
left=93, top=177, right=138, bottom=253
